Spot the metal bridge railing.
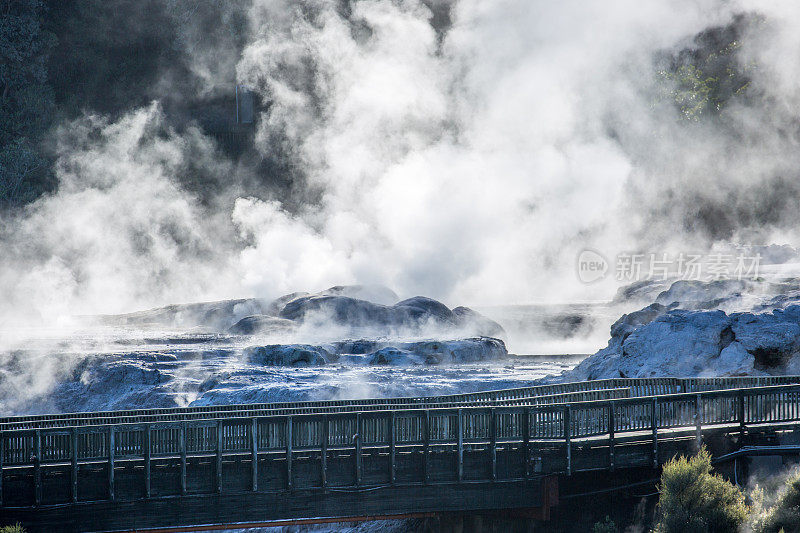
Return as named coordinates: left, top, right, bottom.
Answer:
left=3, top=375, right=798, bottom=432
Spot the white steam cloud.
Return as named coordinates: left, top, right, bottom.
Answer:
left=2, top=0, right=800, bottom=329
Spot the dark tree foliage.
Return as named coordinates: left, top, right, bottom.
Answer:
left=0, top=0, right=56, bottom=207
left=659, top=13, right=761, bottom=121
left=654, top=448, right=748, bottom=533
left=756, top=469, right=800, bottom=533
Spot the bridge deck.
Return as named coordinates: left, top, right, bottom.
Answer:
left=3, top=376, right=800, bottom=532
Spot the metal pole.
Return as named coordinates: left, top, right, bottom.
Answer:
left=144, top=424, right=152, bottom=498
left=108, top=427, right=115, bottom=501
left=34, top=430, right=41, bottom=506
left=457, top=409, right=464, bottom=482
left=695, top=394, right=703, bottom=450
left=251, top=418, right=258, bottom=492
left=180, top=423, right=187, bottom=496
left=564, top=405, right=571, bottom=476
left=321, top=415, right=328, bottom=489
left=286, top=416, right=293, bottom=490
left=490, top=409, right=497, bottom=481
left=608, top=403, right=615, bottom=471
left=390, top=411, right=396, bottom=485
left=651, top=398, right=658, bottom=468
left=215, top=421, right=222, bottom=494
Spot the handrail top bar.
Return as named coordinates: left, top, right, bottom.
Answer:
left=0, top=387, right=632, bottom=432
left=4, top=382, right=800, bottom=435
left=3, top=375, right=797, bottom=427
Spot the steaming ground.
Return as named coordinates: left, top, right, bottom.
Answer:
left=0, top=328, right=575, bottom=417
left=0, top=310, right=588, bottom=417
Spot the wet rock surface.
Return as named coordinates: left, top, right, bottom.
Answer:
left=95, top=285, right=505, bottom=340
left=0, top=330, right=564, bottom=415
left=566, top=277, right=800, bottom=381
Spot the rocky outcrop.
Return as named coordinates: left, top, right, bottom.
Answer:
left=244, top=337, right=508, bottom=367
left=368, top=338, right=508, bottom=366
left=567, top=304, right=800, bottom=380
left=96, top=298, right=270, bottom=330
left=91, top=285, right=505, bottom=341
left=228, top=315, right=296, bottom=335
left=243, top=344, right=337, bottom=366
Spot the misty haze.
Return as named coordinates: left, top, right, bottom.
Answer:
left=5, top=1, right=800, bottom=532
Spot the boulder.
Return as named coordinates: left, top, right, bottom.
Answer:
left=452, top=306, right=506, bottom=337
left=279, top=296, right=389, bottom=326
left=369, top=347, right=427, bottom=365
left=243, top=344, right=336, bottom=366
left=395, top=296, right=456, bottom=323
left=317, top=284, right=399, bottom=305
left=228, top=315, right=297, bottom=335
left=399, top=337, right=508, bottom=364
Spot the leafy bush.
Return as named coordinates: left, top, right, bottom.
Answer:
left=592, top=516, right=617, bottom=533
left=754, top=468, right=800, bottom=533
left=654, top=447, right=748, bottom=533
left=0, top=524, right=25, bottom=533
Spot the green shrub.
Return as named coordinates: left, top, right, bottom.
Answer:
left=0, top=524, right=25, bottom=533
left=654, top=447, right=748, bottom=533
left=754, top=469, right=800, bottom=533
left=592, top=516, right=617, bottom=533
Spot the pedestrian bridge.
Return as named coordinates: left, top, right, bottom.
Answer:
left=3, top=376, right=800, bottom=532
